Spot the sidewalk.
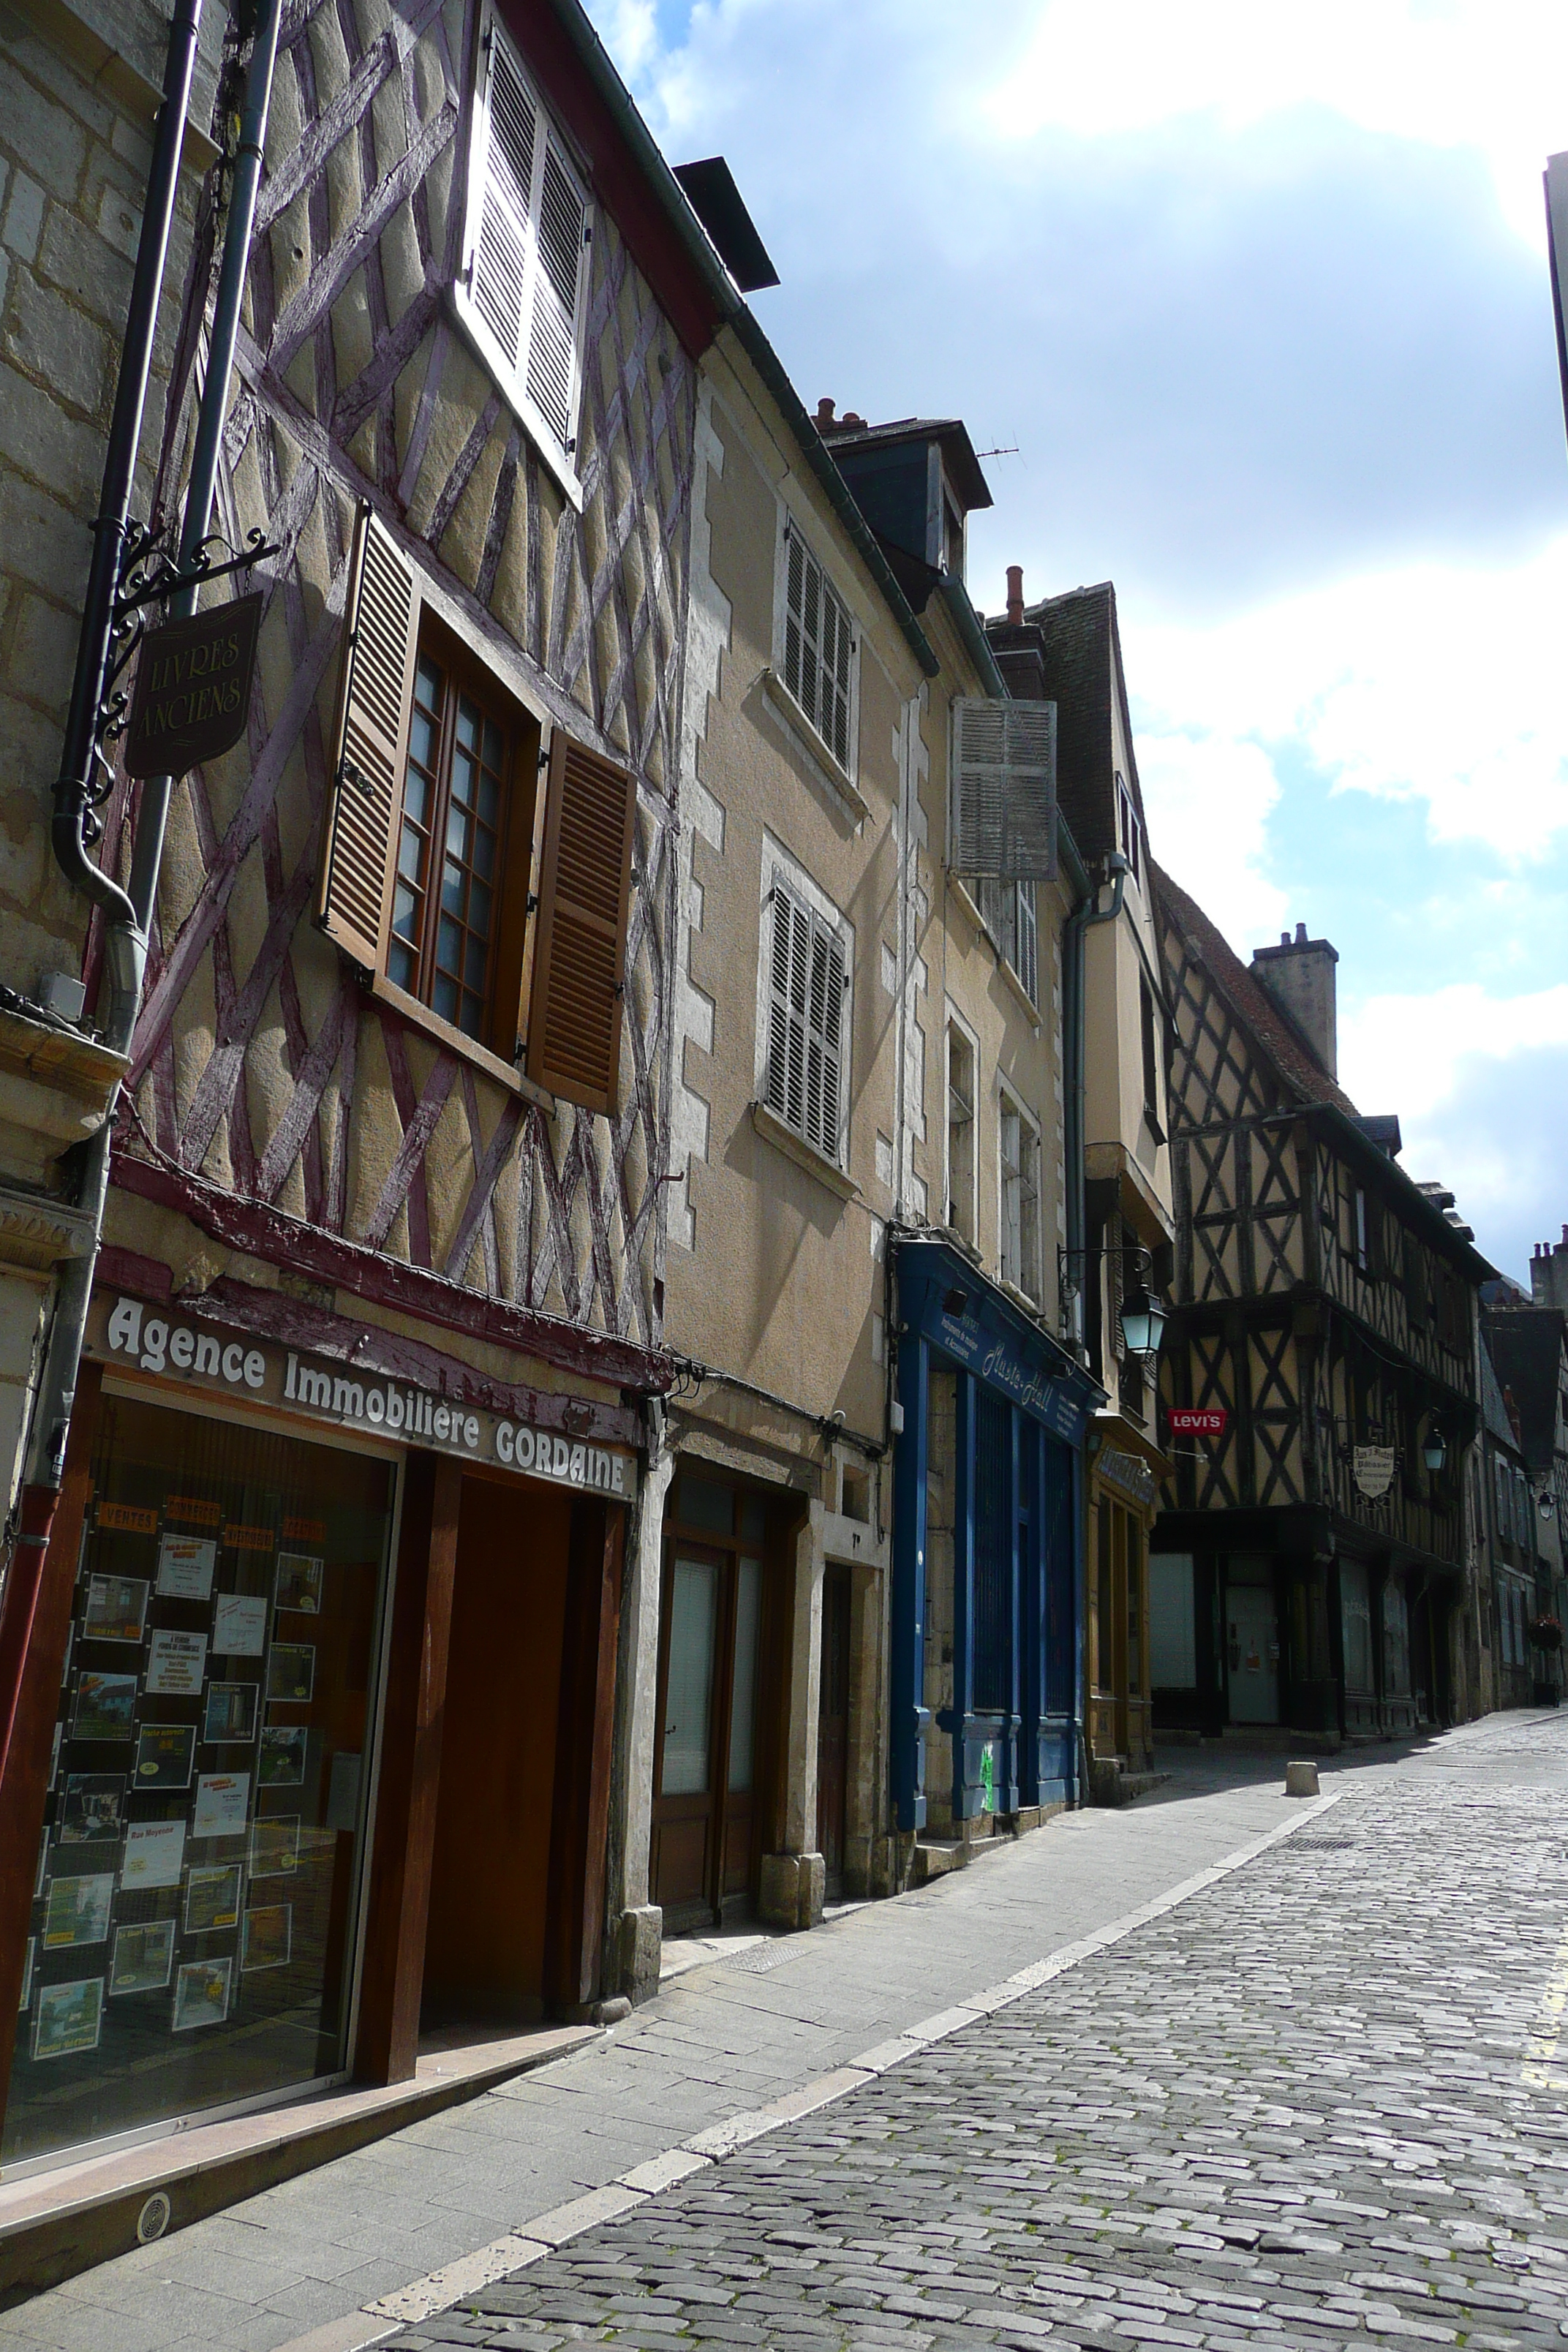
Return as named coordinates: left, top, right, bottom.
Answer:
left=0, top=1740, right=1432, bottom=2352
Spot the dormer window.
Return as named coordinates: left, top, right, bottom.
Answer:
left=943, top=491, right=964, bottom=578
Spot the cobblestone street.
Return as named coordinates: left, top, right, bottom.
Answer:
left=389, top=1715, right=1568, bottom=2352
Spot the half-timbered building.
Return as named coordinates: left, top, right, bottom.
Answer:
left=1480, top=1300, right=1568, bottom=1701
left=1151, top=870, right=1493, bottom=1743
left=0, top=0, right=735, bottom=2191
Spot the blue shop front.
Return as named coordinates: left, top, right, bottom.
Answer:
left=891, top=1237, right=1101, bottom=1837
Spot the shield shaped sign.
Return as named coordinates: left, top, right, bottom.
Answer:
left=124, top=593, right=262, bottom=780
left=1353, top=1444, right=1396, bottom=1500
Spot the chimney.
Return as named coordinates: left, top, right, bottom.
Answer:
left=815, top=396, right=835, bottom=428
left=1530, top=1227, right=1568, bottom=1311
left=1006, top=564, right=1025, bottom=626
left=1249, top=920, right=1338, bottom=1078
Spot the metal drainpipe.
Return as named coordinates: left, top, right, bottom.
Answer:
left=16, top=0, right=282, bottom=1562
left=129, top=0, right=283, bottom=935
left=50, top=0, right=206, bottom=1017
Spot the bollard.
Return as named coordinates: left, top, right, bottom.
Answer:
left=1284, top=1760, right=1320, bottom=1798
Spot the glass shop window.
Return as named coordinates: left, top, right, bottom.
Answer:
left=5, top=1394, right=393, bottom=2167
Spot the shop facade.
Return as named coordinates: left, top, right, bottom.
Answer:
left=891, top=1237, right=1099, bottom=1846
left=0, top=1279, right=642, bottom=2174
left=1150, top=1512, right=1455, bottom=1742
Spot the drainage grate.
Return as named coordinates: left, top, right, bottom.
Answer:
left=1294, top=1836, right=1357, bottom=1850
left=723, top=1939, right=812, bottom=1975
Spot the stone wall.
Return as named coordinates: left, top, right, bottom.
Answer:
left=0, top=0, right=222, bottom=995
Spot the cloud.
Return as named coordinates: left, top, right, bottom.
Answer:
left=593, top=2, right=1568, bottom=617
left=1126, top=535, right=1568, bottom=862
left=1338, top=990, right=1568, bottom=1279
left=1135, top=734, right=1289, bottom=951
left=991, top=0, right=1568, bottom=249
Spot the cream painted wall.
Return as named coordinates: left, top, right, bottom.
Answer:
left=665, top=335, right=929, bottom=1439
left=916, top=598, right=1071, bottom=1334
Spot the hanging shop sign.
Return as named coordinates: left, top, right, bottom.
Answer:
left=124, top=592, right=263, bottom=779
left=1166, top=1406, right=1228, bottom=1437
left=1353, top=1444, right=1396, bottom=1500
left=87, top=1293, right=636, bottom=1500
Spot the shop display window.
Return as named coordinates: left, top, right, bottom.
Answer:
left=5, top=1392, right=394, bottom=2167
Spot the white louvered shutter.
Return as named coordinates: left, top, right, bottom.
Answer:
left=460, top=9, right=592, bottom=478
left=527, top=135, right=588, bottom=451
left=950, top=697, right=1058, bottom=879
left=1015, top=881, right=1039, bottom=1006
left=766, top=886, right=810, bottom=1137
left=804, top=921, right=847, bottom=1162
left=765, top=886, right=848, bottom=1166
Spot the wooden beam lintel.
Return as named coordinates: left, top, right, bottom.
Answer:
left=110, top=1153, right=671, bottom=1400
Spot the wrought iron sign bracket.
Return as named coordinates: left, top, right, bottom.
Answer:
left=79, top=524, right=281, bottom=838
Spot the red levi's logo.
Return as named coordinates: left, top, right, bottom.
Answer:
left=1167, top=1407, right=1229, bottom=1436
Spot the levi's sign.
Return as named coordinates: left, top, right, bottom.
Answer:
left=124, top=593, right=262, bottom=780
left=92, top=1294, right=635, bottom=1500
left=1167, top=1406, right=1229, bottom=1436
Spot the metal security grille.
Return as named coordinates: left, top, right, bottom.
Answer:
left=764, top=883, right=847, bottom=1166
left=783, top=527, right=853, bottom=770
left=973, top=1387, right=1011, bottom=1711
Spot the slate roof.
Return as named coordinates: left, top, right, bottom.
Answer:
left=1482, top=1309, right=1567, bottom=1474
left=1152, top=862, right=1359, bottom=1115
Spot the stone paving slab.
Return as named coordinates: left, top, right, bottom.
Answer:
left=370, top=1714, right=1568, bottom=2352
left=0, top=1738, right=1513, bottom=2352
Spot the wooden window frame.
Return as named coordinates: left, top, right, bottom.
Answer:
left=319, top=506, right=638, bottom=1116
left=1139, top=975, right=1164, bottom=1141
left=998, top=1085, right=1041, bottom=1303
left=386, top=614, right=536, bottom=1060
left=776, top=517, right=858, bottom=780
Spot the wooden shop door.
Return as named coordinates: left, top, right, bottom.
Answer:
left=650, top=1544, right=766, bottom=1928
left=815, top=1565, right=851, bottom=1900
left=420, top=1474, right=570, bottom=2027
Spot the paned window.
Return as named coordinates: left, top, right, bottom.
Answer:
left=999, top=1092, right=1041, bottom=1300
left=1117, top=772, right=1142, bottom=886
left=764, top=882, right=848, bottom=1166
left=317, top=507, right=638, bottom=1113
left=457, top=7, right=592, bottom=492
left=946, top=1022, right=976, bottom=1244
left=389, top=649, right=509, bottom=1040
left=976, top=878, right=1039, bottom=1008
left=783, top=526, right=853, bottom=772
left=1139, top=976, right=1161, bottom=1129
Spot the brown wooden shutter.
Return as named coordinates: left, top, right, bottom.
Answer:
left=526, top=731, right=636, bottom=1113
left=317, top=503, right=420, bottom=972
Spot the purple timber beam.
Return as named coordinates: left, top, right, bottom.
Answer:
left=110, top=1151, right=674, bottom=1396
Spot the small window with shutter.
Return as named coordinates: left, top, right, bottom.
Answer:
left=456, top=5, right=593, bottom=503
left=761, top=877, right=850, bottom=1169
left=319, top=503, right=638, bottom=1115
left=779, top=522, right=856, bottom=775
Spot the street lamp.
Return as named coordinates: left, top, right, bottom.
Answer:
left=1422, top=1425, right=1447, bottom=1475
left=1119, top=1284, right=1167, bottom=1358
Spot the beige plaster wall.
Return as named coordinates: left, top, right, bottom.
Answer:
left=664, top=338, right=925, bottom=1441
left=916, top=598, right=1071, bottom=1333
